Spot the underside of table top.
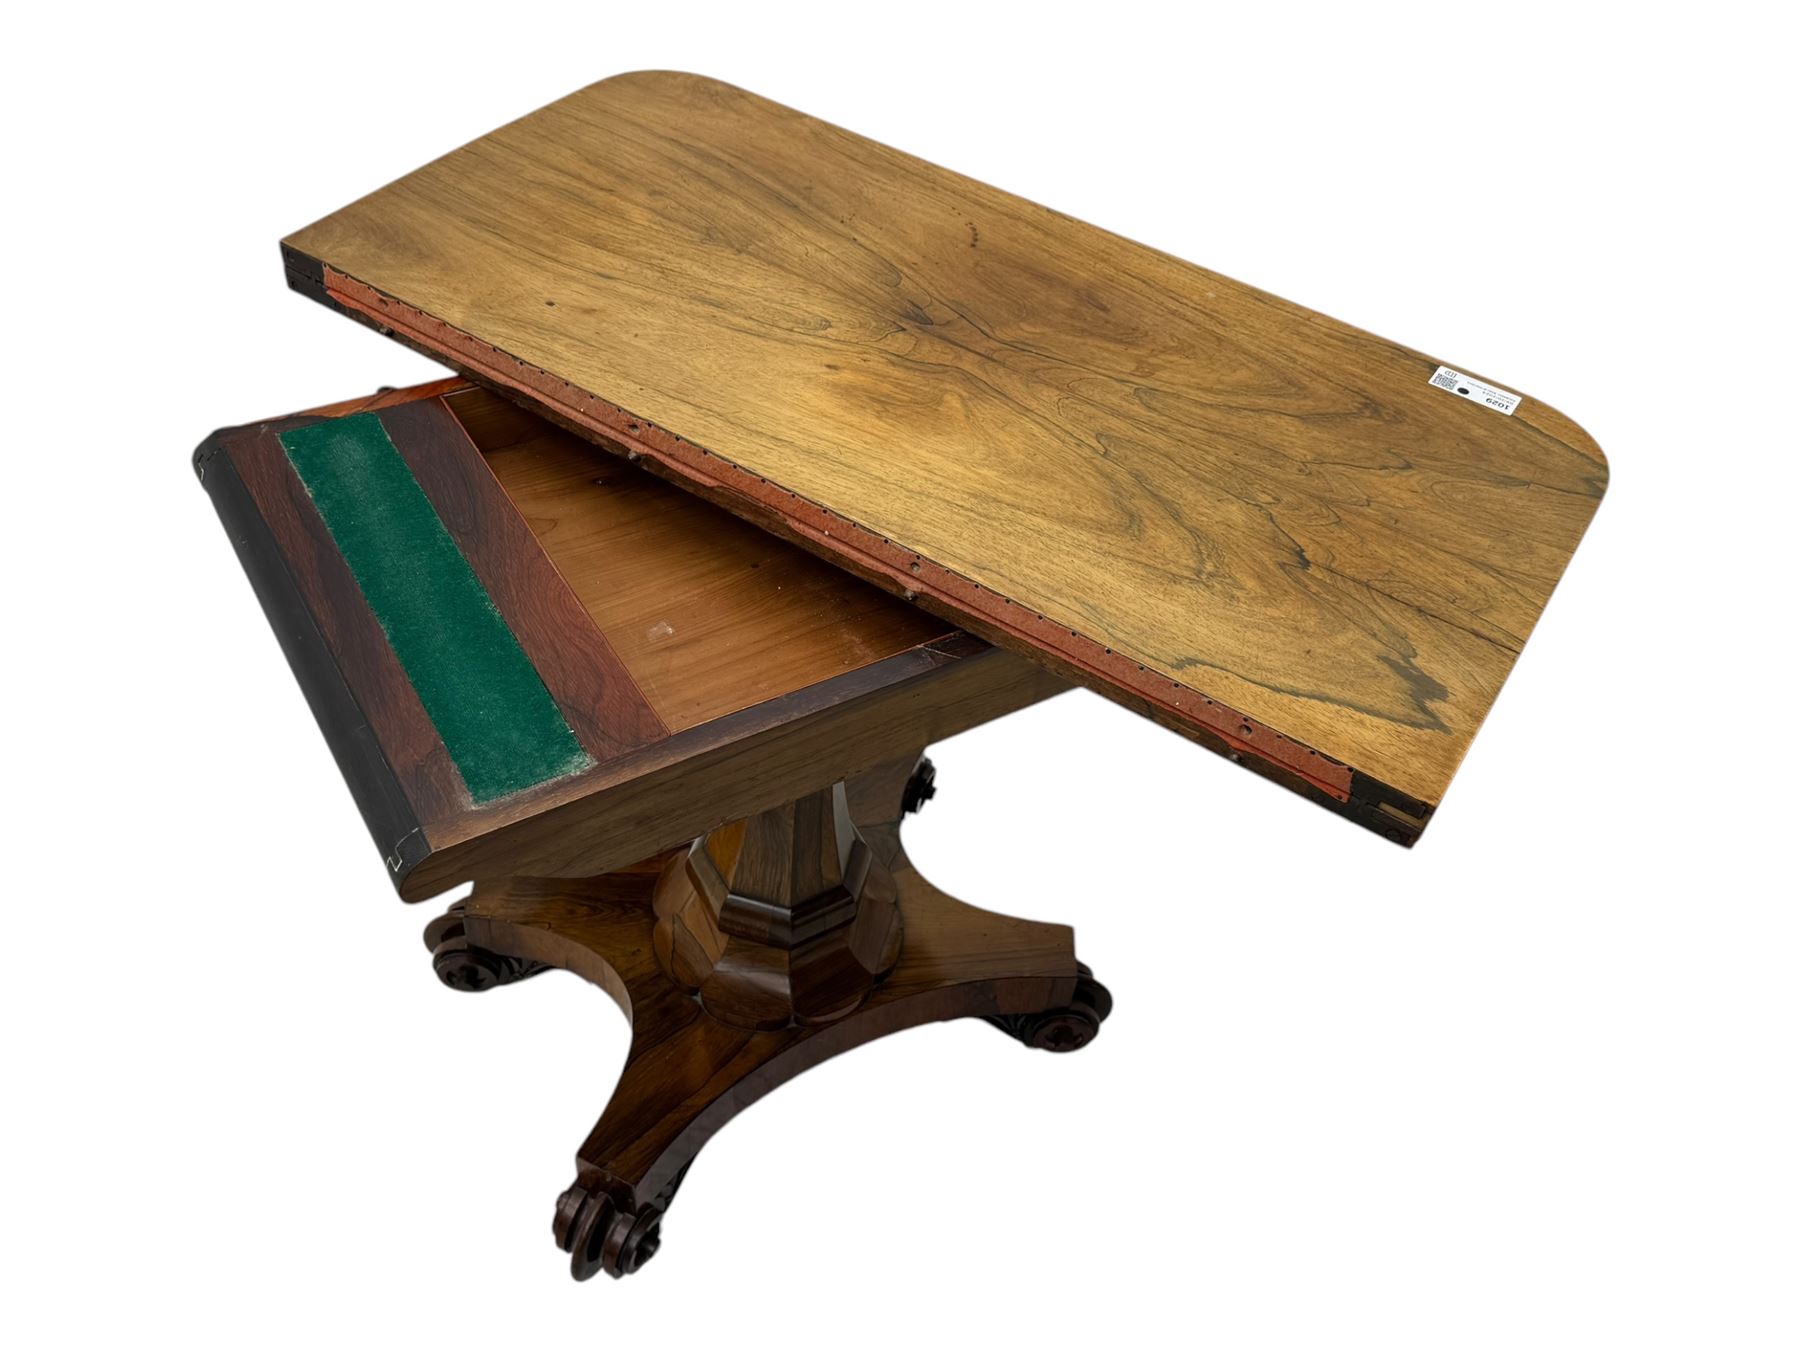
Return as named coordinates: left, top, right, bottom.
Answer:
left=284, top=71, right=1607, bottom=844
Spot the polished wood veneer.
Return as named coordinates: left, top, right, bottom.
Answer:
left=284, top=70, right=1607, bottom=842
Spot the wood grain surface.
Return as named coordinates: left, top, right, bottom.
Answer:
left=286, top=71, right=1607, bottom=840
left=198, top=381, right=1062, bottom=898
left=468, top=397, right=950, bottom=732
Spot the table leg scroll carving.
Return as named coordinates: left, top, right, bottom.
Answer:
left=554, top=1162, right=691, bottom=1281
left=900, top=755, right=937, bottom=815
left=422, top=899, right=550, bottom=993
left=443, top=752, right=1110, bottom=1280
left=984, top=962, right=1114, bottom=1052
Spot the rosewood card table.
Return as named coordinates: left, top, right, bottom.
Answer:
left=199, top=72, right=1603, bottom=1279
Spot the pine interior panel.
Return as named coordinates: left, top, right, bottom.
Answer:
left=285, top=71, right=1608, bottom=840
left=451, top=390, right=952, bottom=731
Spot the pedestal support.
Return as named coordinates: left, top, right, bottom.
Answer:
left=424, top=753, right=1110, bottom=1279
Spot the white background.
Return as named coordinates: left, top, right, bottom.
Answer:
left=5, top=2, right=1795, bottom=1345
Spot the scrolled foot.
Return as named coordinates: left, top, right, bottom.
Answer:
left=985, top=962, right=1113, bottom=1052
left=554, top=1165, right=690, bottom=1281
left=901, top=756, right=937, bottom=815
left=422, top=901, right=548, bottom=993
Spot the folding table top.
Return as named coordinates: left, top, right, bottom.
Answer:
left=284, top=71, right=1607, bottom=844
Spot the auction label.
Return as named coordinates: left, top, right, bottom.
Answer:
left=1429, top=365, right=1521, bottom=416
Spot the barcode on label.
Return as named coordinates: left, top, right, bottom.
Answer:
left=1428, top=365, right=1521, bottom=416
